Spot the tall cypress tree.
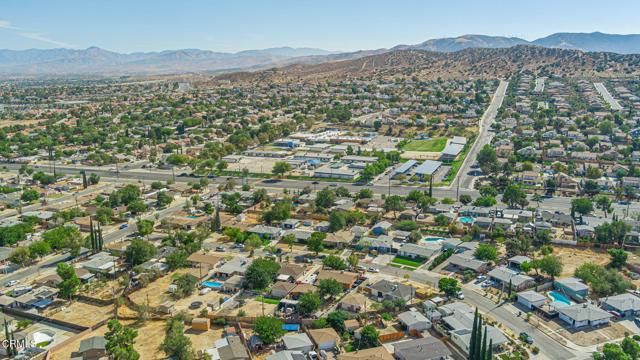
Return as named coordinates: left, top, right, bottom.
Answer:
left=480, top=326, right=488, bottom=360
left=486, top=339, right=493, bottom=360
left=469, top=308, right=479, bottom=359
left=474, top=316, right=483, bottom=360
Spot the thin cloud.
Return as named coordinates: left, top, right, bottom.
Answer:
left=0, top=20, right=19, bottom=30
left=18, top=32, right=76, bottom=48
left=1, top=19, right=76, bottom=48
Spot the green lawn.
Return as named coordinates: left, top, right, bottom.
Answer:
left=256, top=296, right=280, bottom=305
left=391, top=256, right=424, bottom=268
left=402, top=137, right=448, bottom=152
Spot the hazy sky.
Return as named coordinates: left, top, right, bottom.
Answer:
left=2, top=0, right=639, bottom=53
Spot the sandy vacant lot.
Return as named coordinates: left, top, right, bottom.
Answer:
left=51, top=319, right=224, bottom=360
left=553, top=246, right=610, bottom=277
left=48, top=300, right=114, bottom=327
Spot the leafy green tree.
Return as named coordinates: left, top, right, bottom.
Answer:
left=315, top=188, right=336, bottom=210
left=127, top=200, right=148, bottom=215
left=272, top=161, right=291, bottom=177
left=322, top=255, right=346, bottom=270
left=136, top=219, right=154, bottom=239
left=28, top=240, right=51, bottom=259
left=607, top=248, right=628, bottom=269
left=282, top=233, right=295, bottom=252
left=539, top=255, right=563, bottom=279
left=165, top=250, right=189, bottom=270
left=125, top=238, right=157, bottom=266
left=571, top=198, right=594, bottom=216
left=326, top=310, right=348, bottom=334
left=307, top=232, right=325, bottom=255
left=245, top=258, right=280, bottom=289
left=161, top=316, right=194, bottom=360
left=438, top=277, right=460, bottom=297
left=254, top=316, right=285, bottom=345
left=502, top=184, right=528, bottom=208
left=298, top=292, right=321, bottom=315
left=621, top=337, right=640, bottom=360
left=347, top=254, right=359, bottom=269
left=384, top=195, right=406, bottom=218
left=172, top=273, right=198, bottom=298
left=476, top=144, right=499, bottom=174
left=57, top=262, right=80, bottom=299
left=474, top=244, right=498, bottom=262
left=318, top=279, right=343, bottom=298
left=358, top=325, right=379, bottom=349
left=595, top=221, right=631, bottom=246
left=156, top=191, right=173, bottom=207
left=20, top=189, right=39, bottom=202
left=595, top=195, right=613, bottom=218
left=105, top=319, right=140, bottom=360
left=9, top=246, right=31, bottom=266
left=459, top=194, right=472, bottom=205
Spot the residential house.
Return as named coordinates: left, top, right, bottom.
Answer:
left=70, top=336, right=107, bottom=360
left=248, top=225, right=281, bottom=240
left=554, top=277, right=589, bottom=301
left=316, top=270, right=359, bottom=289
left=600, top=293, right=640, bottom=318
left=282, top=333, right=314, bottom=352
left=517, top=291, right=548, bottom=310
left=338, top=292, right=368, bottom=313
left=368, top=279, right=415, bottom=302
left=307, top=328, right=340, bottom=350
left=216, top=258, right=252, bottom=279
left=398, top=308, right=432, bottom=331
left=558, top=303, right=612, bottom=328
left=398, top=243, right=438, bottom=260
left=337, top=346, right=394, bottom=360
left=393, top=336, right=452, bottom=360
left=371, top=221, right=392, bottom=235
left=488, top=266, right=535, bottom=291
left=448, top=253, right=488, bottom=273
left=218, top=336, right=250, bottom=360
left=271, top=282, right=296, bottom=299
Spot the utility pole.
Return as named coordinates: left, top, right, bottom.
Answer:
left=115, top=161, right=120, bottom=180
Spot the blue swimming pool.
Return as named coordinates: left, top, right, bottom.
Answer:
left=202, top=281, right=223, bottom=288
left=548, top=291, right=572, bottom=306
left=186, top=215, right=200, bottom=219
left=458, top=216, right=475, bottom=224
left=425, top=237, right=446, bottom=242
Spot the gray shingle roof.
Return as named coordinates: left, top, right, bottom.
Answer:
left=559, top=303, right=612, bottom=322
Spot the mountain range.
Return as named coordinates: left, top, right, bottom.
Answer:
left=1, top=32, right=640, bottom=77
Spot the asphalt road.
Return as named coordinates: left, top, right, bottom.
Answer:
left=4, top=163, right=640, bottom=219
left=452, top=80, right=508, bottom=190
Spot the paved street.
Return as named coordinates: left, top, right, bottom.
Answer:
left=451, top=80, right=508, bottom=190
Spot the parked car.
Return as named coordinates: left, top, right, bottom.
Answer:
left=519, top=332, right=534, bottom=344
left=368, top=267, right=380, bottom=273
left=119, top=223, right=128, bottom=230
left=189, top=301, right=203, bottom=309
left=5, top=280, right=19, bottom=287
left=456, top=291, right=465, bottom=300
left=215, top=246, right=226, bottom=252
left=199, top=288, right=212, bottom=295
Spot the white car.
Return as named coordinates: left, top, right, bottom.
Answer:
left=199, top=287, right=212, bottom=295
left=368, top=267, right=380, bottom=273
left=456, top=291, right=465, bottom=300
left=5, top=280, right=19, bottom=287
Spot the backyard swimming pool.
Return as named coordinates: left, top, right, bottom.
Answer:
left=458, top=216, right=475, bottom=224
left=186, top=215, right=200, bottom=219
left=548, top=290, right=572, bottom=306
left=202, top=281, right=223, bottom=288
left=424, top=237, right=446, bottom=242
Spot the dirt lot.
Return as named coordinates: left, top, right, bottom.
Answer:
left=129, top=268, right=201, bottom=307
left=51, top=319, right=225, bottom=360
left=219, top=296, right=278, bottom=317
left=540, top=316, right=630, bottom=347
left=48, top=300, right=114, bottom=327
left=553, top=246, right=610, bottom=277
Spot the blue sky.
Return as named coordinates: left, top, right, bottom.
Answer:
left=2, top=0, right=639, bottom=53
